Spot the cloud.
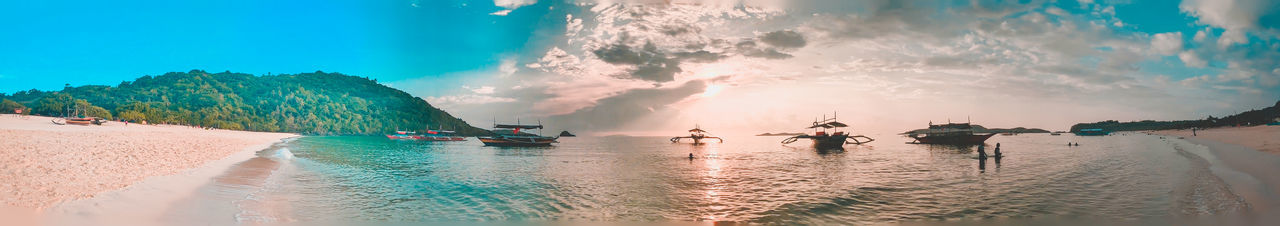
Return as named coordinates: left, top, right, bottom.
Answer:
left=466, top=86, right=496, bottom=94
left=547, top=80, right=707, bottom=132
left=490, top=9, right=513, bottom=16
left=426, top=95, right=517, bottom=107
left=491, top=0, right=537, bottom=16
left=446, top=0, right=1279, bottom=134
left=759, top=30, right=806, bottom=49
left=1179, top=50, right=1207, bottom=67
left=591, top=41, right=684, bottom=82
left=1151, top=32, right=1183, bottom=55
left=498, top=57, right=518, bottom=77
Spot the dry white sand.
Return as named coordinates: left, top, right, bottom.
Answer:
left=1151, top=126, right=1280, bottom=221
left=0, top=114, right=296, bottom=221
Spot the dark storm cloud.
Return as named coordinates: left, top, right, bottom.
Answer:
left=592, top=42, right=683, bottom=82
left=735, top=41, right=793, bottom=59
left=759, top=30, right=806, bottom=49
left=548, top=80, right=707, bottom=132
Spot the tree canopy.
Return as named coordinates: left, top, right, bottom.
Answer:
left=2, top=70, right=488, bottom=135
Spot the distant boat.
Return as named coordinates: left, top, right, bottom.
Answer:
left=479, top=123, right=558, bottom=147
left=1050, top=132, right=1062, bottom=136
left=1074, top=128, right=1110, bottom=136
left=670, top=125, right=722, bottom=144
left=559, top=131, right=576, bottom=137
left=423, top=129, right=467, bottom=141
left=780, top=112, right=874, bottom=149
left=904, top=122, right=996, bottom=145
left=386, top=130, right=425, bottom=140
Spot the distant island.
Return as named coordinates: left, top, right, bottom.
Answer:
left=1070, top=100, right=1280, bottom=132
left=902, top=125, right=1050, bottom=134
left=756, top=132, right=806, bottom=136
left=0, top=70, right=489, bottom=135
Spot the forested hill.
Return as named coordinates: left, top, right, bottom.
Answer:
left=0, top=70, right=489, bottom=136
left=1070, top=100, right=1280, bottom=132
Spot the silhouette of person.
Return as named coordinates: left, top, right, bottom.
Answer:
left=977, top=144, right=988, bottom=159
left=994, top=143, right=1003, bottom=159
left=689, top=153, right=694, bottom=160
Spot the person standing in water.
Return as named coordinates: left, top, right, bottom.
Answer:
left=977, top=144, right=988, bottom=159
left=689, top=153, right=694, bottom=160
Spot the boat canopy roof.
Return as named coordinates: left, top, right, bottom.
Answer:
left=928, top=123, right=972, bottom=129
left=809, top=121, right=849, bottom=128
left=688, top=128, right=707, bottom=133
left=495, top=124, right=543, bottom=129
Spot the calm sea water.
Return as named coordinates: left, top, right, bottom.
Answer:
left=204, top=132, right=1245, bottom=224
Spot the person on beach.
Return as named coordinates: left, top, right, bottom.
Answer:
left=993, top=143, right=1002, bottom=159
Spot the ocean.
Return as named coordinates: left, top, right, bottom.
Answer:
left=192, top=132, right=1248, bottom=224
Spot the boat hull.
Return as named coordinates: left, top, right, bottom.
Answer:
left=811, top=134, right=850, bottom=149
left=911, top=133, right=996, bottom=145
left=479, top=137, right=557, bottom=147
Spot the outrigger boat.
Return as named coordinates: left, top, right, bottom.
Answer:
left=479, top=122, right=558, bottom=147
left=386, top=130, right=426, bottom=140
left=385, top=125, right=467, bottom=141
left=670, top=125, right=723, bottom=144
left=781, top=113, right=874, bottom=149
left=904, top=122, right=996, bottom=145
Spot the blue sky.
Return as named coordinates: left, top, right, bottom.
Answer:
left=0, top=0, right=560, bottom=96
left=2, top=0, right=1278, bottom=134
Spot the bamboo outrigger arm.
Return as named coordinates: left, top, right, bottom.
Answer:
left=670, top=136, right=724, bottom=143
left=846, top=135, right=875, bottom=144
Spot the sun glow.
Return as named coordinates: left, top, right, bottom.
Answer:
left=701, top=84, right=724, bottom=97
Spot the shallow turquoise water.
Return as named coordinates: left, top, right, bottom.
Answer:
left=219, top=133, right=1237, bottom=224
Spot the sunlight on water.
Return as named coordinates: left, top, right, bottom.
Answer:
left=213, top=133, right=1244, bottom=224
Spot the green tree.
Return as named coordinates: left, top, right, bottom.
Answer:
left=1, top=99, right=25, bottom=114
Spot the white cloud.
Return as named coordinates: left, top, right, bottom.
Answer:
left=1193, top=29, right=1209, bottom=42
left=1218, top=29, right=1249, bottom=47
left=1046, top=6, right=1069, bottom=17
left=495, top=0, right=536, bottom=8
left=1180, top=0, right=1265, bottom=30
left=1151, top=32, right=1183, bottom=55
left=498, top=57, right=518, bottom=77
left=1180, top=74, right=1213, bottom=87
left=426, top=95, right=516, bottom=107
left=466, top=86, right=496, bottom=94
left=1179, top=50, right=1208, bottom=67
left=491, top=0, right=537, bottom=16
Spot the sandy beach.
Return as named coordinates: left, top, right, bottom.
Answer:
left=0, top=114, right=296, bottom=220
left=1150, top=125, right=1280, bottom=221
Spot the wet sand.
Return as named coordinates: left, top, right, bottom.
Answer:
left=0, top=114, right=296, bottom=224
left=1150, top=126, right=1280, bottom=221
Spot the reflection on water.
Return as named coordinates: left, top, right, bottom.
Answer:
left=209, top=133, right=1245, bottom=224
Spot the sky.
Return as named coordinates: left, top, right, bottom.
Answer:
left=2, top=0, right=1279, bottom=135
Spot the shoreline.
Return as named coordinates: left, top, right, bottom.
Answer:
left=0, top=114, right=298, bottom=225
left=1149, top=126, right=1280, bottom=221
left=46, top=137, right=298, bottom=226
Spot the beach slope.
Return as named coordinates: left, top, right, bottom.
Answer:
left=0, top=115, right=296, bottom=214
